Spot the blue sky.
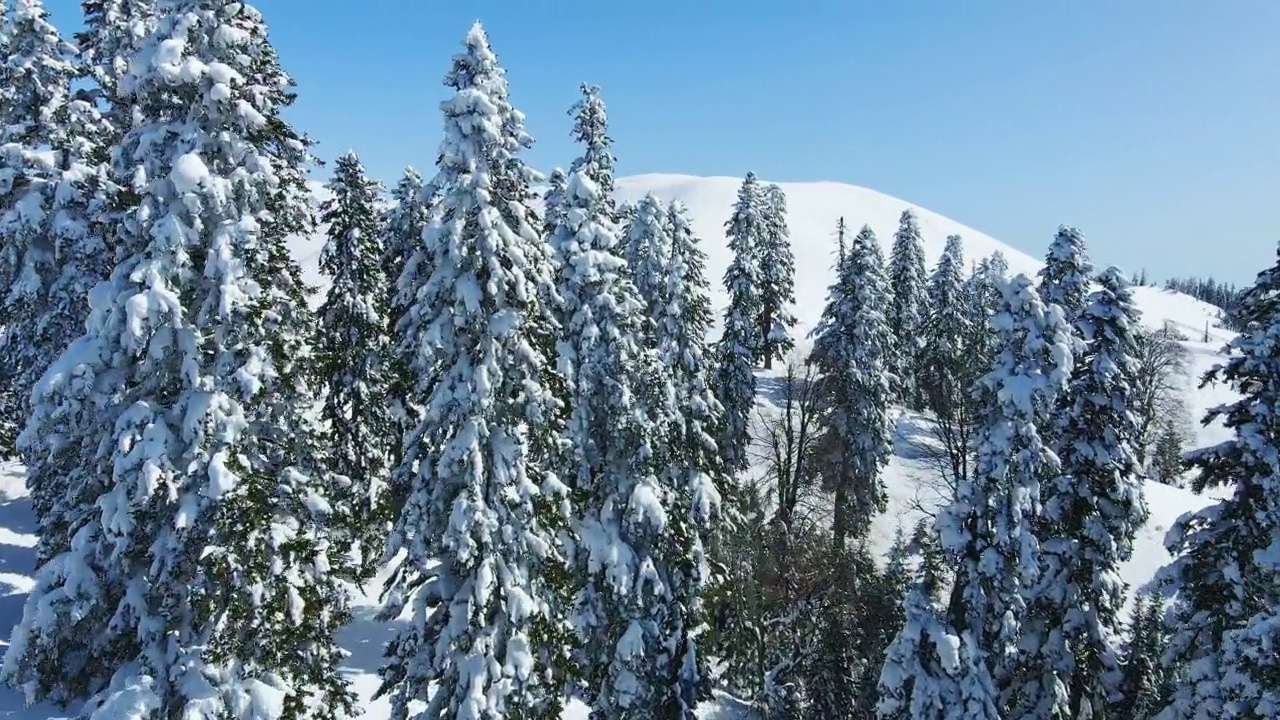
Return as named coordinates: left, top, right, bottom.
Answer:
left=42, top=0, right=1279, bottom=284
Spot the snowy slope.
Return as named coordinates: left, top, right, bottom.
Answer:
left=0, top=174, right=1238, bottom=718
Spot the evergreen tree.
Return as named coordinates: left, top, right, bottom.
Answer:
left=1115, top=591, right=1174, bottom=720
left=714, top=173, right=765, bottom=473
left=76, top=0, right=158, bottom=136
left=554, top=83, right=716, bottom=720
left=808, top=221, right=893, bottom=550
left=375, top=23, right=572, bottom=719
left=1037, top=225, right=1093, bottom=324
left=316, top=151, right=395, bottom=582
left=757, top=183, right=796, bottom=369
left=1156, top=242, right=1280, bottom=720
left=623, top=193, right=673, bottom=348
left=381, top=165, right=431, bottom=488
left=568, top=83, right=615, bottom=210
left=887, top=209, right=929, bottom=408
left=2, top=2, right=356, bottom=716
left=937, top=274, right=1074, bottom=706
left=0, top=0, right=78, bottom=458
left=1011, top=267, right=1149, bottom=719
left=542, top=167, right=569, bottom=238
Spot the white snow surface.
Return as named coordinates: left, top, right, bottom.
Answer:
left=0, top=173, right=1238, bottom=718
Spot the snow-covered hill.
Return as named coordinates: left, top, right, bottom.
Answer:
left=0, top=174, right=1240, bottom=719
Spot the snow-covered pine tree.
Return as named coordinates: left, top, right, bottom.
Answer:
left=0, top=0, right=112, bottom=516
left=1114, top=590, right=1174, bottom=720
left=808, top=221, right=893, bottom=550
left=757, top=183, right=796, bottom=369
left=568, top=83, right=616, bottom=210
left=1155, top=242, right=1280, bottom=720
left=380, top=165, right=430, bottom=490
left=554, top=167, right=674, bottom=719
left=918, top=235, right=980, bottom=480
left=543, top=166, right=569, bottom=238
left=1011, top=267, right=1149, bottom=720
left=887, top=208, right=929, bottom=409
left=0, top=0, right=78, bottom=458
left=623, top=193, right=673, bottom=349
left=937, top=274, right=1074, bottom=708
left=877, top=585, right=1003, bottom=720
left=554, top=80, right=716, bottom=720
left=1037, top=225, right=1093, bottom=325
left=316, top=151, right=394, bottom=582
left=375, top=23, right=573, bottom=720
left=2, top=2, right=356, bottom=716
left=714, top=173, right=765, bottom=473
left=76, top=0, right=158, bottom=136
left=663, top=198, right=725, bottom=712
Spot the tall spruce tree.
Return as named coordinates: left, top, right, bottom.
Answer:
left=0, top=0, right=78, bottom=458
left=1037, top=225, right=1093, bottom=325
left=808, top=222, right=893, bottom=550
left=757, top=183, right=796, bottom=369
left=1011, top=267, right=1149, bottom=719
left=554, top=83, right=716, bottom=720
left=2, top=2, right=356, bottom=716
left=919, top=235, right=979, bottom=480
left=568, top=84, right=615, bottom=207
left=887, top=208, right=929, bottom=408
left=938, top=274, right=1074, bottom=708
left=76, top=0, right=158, bottom=136
left=1155, top=242, right=1280, bottom=720
left=714, top=173, right=765, bottom=473
left=1114, top=591, right=1174, bottom=720
left=381, top=164, right=431, bottom=483
left=624, top=193, right=673, bottom=348
left=375, top=23, right=572, bottom=719
left=316, top=151, right=395, bottom=582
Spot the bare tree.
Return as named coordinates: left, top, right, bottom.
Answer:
left=1131, top=322, right=1190, bottom=467
left=751, top=357, right=825, bottom=537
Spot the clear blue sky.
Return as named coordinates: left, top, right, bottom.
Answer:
left=42, top=0, right=1280, bottom=284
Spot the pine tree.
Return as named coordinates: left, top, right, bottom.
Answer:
left=624, top=193, right=673, bottom=349
left=664, top=198, right=726, bottom=712
left=555, top=83, right=716, bottom=720
left=76, top=0, right=158, bottom=136
left=1115, top=591, right=1174, bottom=720
left=887, top=209, right=929, bottom=408
left=568, top=83, right=616, bottom=211
left=938, top=274, right=1074, bottom=706
left=1011, top=267, right=1149, bottom=719
left=714, top=173, right=765, bottom=473
left=757, top=183, right=796, bottom=369
left=0, top=0, right=79, bottom=458
left=1156, top=242, right=1280, bottom=720
left=808, top=222, right=892, bottom=550
left=2, top=2, right=356, bottom=716
left=0, top=1, right=112, bottom=521
left=381, top=164, right=431, bottom=490
left=375, top=23, right=572, bottom=720
left=543, top=167, right=569, bottom=238
left=316, top=151, right=394, bottom=582
left=877, top=586, right=1002, bottom=720
left=1037, top=225, right=1094, bottom=324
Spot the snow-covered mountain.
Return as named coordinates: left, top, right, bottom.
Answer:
left=0, top=173, right=1240, bottom=719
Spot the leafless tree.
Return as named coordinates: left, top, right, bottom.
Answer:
left=1131, top=322, right=1191, bottom=467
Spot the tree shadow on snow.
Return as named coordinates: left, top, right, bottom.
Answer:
left=891, top=411, right=940, bottom=463
left=338, top=602, right=404, bottom=677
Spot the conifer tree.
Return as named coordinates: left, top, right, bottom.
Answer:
left=1037, top=225, right=1094, bottom=324
left=568, top=83, right=616, bottom=207
left=937, top=274, right=1074, bottom=706
left=381, top=165, right=431, bottom=486
left=543, top=167, right=569, bottom=238
left=76, top=0, right=158, bottom=136
left=757, top=183, right=796, bottom=369
left=714, top=173, right=765, bottom=473
left=624, top=193, right=673, bottom=348
left=1011, top=267, right=1149, bottom=719
left=375, top=23, right=572, bottom=719
left=316, top=151, right=395, bottom=582
left=0, top=0, right=79, bottom=458
left=808, top=222, right=892, bottom=550
left=1114, top=591, right=1174, bottom=720
left=554, top=83, right=717, bottom=720
left=887, top=209, right=929, bottom=408
left=1156, top=242, right=1280, bottom=720
left=2, top=2, right=356, bottom=716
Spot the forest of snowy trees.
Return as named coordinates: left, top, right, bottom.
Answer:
left=0, top=2, right=1277, bottom=719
